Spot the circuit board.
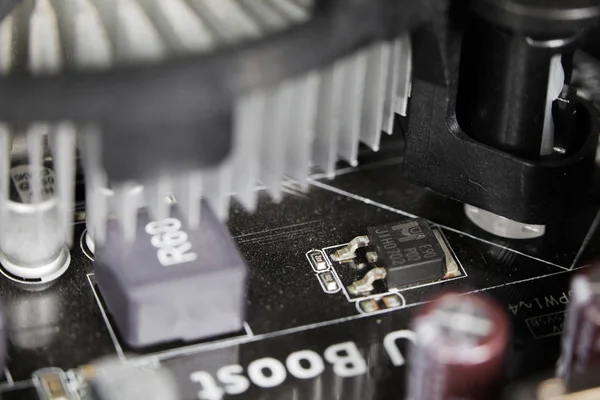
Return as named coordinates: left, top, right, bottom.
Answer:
left=1, top=133, right=599, bottom=400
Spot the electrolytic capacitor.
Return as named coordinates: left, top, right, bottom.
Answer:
left=0, top=127, right=75, bottom=284
left=407, top=293, right=510, bottom=400
left=0, top=163, right=70, bottom=283
left=557, top=265, right=600, bottom=382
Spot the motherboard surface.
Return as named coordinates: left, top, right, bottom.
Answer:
left=1, top=134, right=599, bottom=399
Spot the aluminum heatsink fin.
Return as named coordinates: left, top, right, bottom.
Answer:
left=134, top=0, right=216, bottom=53
left=29, top=0, right=62, bottom=74
left=382, top=38, right=401, bottom=134
left=75, top=0, right=308, bottom=235
left=80, top=126, right=108, bottom=243
left=382, top=34, right=412, bottom=134
left=175, top=170, right=203, bottom=230
left=115, top=0, right=165, bottom=62
left=0, top=11, right=12, bottom=72
left=395, top=34, right=412, bottom=117
left=203, top=162, right=234, bottom=222
left=337, top=49, right=369, bottom=167
left=260, top=82, right=295, bottom=203
left=67, top=0, right=113, bottom=68
left=87, top=0, right=165, bottom=62
left=237, top=0, right=295, bottom=32
left=114, top=182, right=142, bottom=242
left=232, top=92, right=267, bottom=212
left=285, top=72, right=320, bottom=189
left=35, top=1, right=80, bottom=244
left=220, top=1, right=313, bottom=207
left=25, top=124, right=46, bottom=240
left=360, top=41, right=391, bottom=151
left=226, top=38, right=410, bottom=208
left=312, top=61, right=345, bottom=178
left=293, top=0, right=314, bottom=10
left=266, top=0, right=310, bottom=22
left=186, top=0, right=262, bottom=43
left=0, top=0, right=416, bottom=244
left=225, top=0, right=299, bottom=205
left=47, top=0, right=82, bottom=66
left=144, top=175, right=172, bottom=222
left=49, top=123, right=77, bottom=245
left=78, top=0, right=247, bottom=238
left=19, top=0, right=110, bottom=245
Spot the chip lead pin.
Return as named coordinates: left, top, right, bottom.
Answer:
left=366, top=251, right=378, bottom=263
left=331, top=235, right=370, bottom=262
left=347, top=267, right=387, bottom=295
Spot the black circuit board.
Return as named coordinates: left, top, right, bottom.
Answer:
left=1, top=134, right=599, bottom=399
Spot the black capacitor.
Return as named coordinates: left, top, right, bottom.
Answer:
left=557, top=265, right=600, bottom=383
left=456, top=14, right=568, bottom=159
left=471, top=0, right=600, bottom=38
left=455, top=0, right=600, bottom=160
left=407, top=293, right=509, bottom=400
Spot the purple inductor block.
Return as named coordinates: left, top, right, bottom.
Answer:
left=407, top=293, right=510, bottom=400
left=557, top=265, right=600, bottom=382
left=94, top=202, right=248, bottom=348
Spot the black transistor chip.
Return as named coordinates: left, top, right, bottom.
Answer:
left=367, top=219, right=445, bottom=288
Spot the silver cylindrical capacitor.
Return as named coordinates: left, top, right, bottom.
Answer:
left=557, top=265, right=600, bottom=381
left=0, top=164, right=70, bottom=283
left=6, top=286, right=61, bottom=349
left=90, top=358, right=179, bottom=400
left=408, top=293, right=510, bottom=400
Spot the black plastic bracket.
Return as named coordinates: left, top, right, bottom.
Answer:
left=404, top=79, right=600, bottom=224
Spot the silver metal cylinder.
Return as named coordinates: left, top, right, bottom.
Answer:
left=6, top=288, right=61, bottom=349
left=464, top=204, right=545, bottom=240
left=0, top=165, right=70, bottom=283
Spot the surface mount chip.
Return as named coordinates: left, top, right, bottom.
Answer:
left=94, top=202, right=248, bottom=348
left=366, top=219, right=445, bottom=288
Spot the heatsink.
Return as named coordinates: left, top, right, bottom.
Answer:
left=0, top=0, right=411, bottom=245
